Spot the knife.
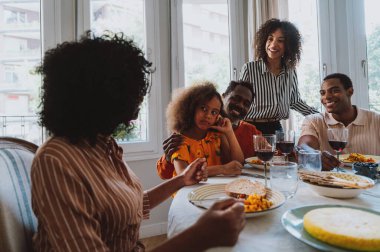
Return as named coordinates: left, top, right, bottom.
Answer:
left=240, top=172, right=269, bottom=180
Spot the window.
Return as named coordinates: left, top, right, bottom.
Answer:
left=0, top=0, right=42, bottom=144
left=182, top=0, right=230, bottom=91
left=1, top=0, right=244, bottom=159
left=4, top=67, right=19, bottom=83
left=79, top=0, right=161, bottom=159
left=4, top=9, right=27, bottom=24
left=364, top=0, right=380, bottom=112
left=332, top=0, right=380, bottom=112
left=288, top=0, right=322, bottom=133
left=172, top=0, right=245, bottom=93
left=89, top=0, right=148, bottom=143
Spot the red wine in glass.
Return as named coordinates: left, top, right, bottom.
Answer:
left=253, top=134, right=276, bottom=187
left=275, top=130, right=295, bottom=161
left=327, top=128, right=349, bottom=172
left=256, top=150, right=275, bottom=162
left=276, top=141, right=295, bottom=154
left=328, top=141, right=347, bottom=152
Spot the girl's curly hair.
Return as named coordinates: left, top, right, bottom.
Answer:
left=166, top=81, right=224, bottom=133
left=36, top=31, right=152, bottom=144
left=255, top=18, right=302, bottom=69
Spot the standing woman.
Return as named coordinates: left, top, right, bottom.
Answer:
left=239, top=18, right=318, bottom=134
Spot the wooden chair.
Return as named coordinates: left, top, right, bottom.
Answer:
left=0, top=137, right=38, bottom=252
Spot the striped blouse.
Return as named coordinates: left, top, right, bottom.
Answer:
left=239, top=60, right=318, bottom=120
left=31, top=136, right=150, bottom=252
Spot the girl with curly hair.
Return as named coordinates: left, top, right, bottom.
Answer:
left=240, top=18, right=318, bottom=134
left=31, top=32, right=245, bottom=251
left=166, top=81, right=244, bottom=178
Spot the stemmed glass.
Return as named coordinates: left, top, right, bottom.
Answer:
left=327, top=128, right=348, bottom=172
left=275, top=130, right=295, bottom=161
left=253, top=134, right=276, bottom=187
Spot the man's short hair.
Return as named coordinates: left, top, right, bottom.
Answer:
left=323, top=73, right=353, bottom=89
left=223, top=80, right=254, bottom=99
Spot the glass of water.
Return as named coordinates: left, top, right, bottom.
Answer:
left=270, top=161, right=298, bottom=199
left=298, top=150, right=322, bottom=172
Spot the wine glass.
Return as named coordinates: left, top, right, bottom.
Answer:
left=327, top=128, right=348, bottom=172
left=275, top=130, right=295, bottom=161
left=253, top=134, right=276, bottom=187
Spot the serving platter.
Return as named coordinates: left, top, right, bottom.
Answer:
left=303, top=180, right=366, bottom=198
left=188, top=183, right=285, bottom=218
left=281, top=204, right=380, bottom=252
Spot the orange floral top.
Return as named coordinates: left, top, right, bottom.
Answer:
left=170, top=131, right=223, bottom=177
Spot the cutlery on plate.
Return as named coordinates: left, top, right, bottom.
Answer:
left=241, top=172, right=269, bottom=180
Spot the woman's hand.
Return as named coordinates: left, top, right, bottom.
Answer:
left=181, top=158, right=208, bottom=186
left=222, top=160, right=243, bottom=176
left=192, top=198, right=246, bottom=248
left=210, top=117, right=234, bottom=135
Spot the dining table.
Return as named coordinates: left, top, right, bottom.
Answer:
left=167, top=166, right=380, bottom=252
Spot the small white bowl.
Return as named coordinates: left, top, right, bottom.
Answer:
left=306, top=182, right=364, bottom=198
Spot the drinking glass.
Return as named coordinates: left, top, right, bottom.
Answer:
left=270, top=161, right=298, bottom=199
left=275, top=130, right=295, bottom=161
left=327, top=128, right=348, bottom=171
left=253, top=134, right=276, bottom=187
left=298, top=150, right=322, bottom=172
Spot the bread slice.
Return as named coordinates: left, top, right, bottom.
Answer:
left=225, top=178, right=266, bottom=198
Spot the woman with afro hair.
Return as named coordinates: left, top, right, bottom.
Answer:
left=31, top=32, right=245, bottom=252
left=239, top=18, right=318, bottom=134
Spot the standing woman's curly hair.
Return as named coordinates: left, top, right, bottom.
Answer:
left=166, top=81, right=225, bottom=133
left=255, top=18, right=302, bottom=69
left=37, top=31, right=152, bottom=144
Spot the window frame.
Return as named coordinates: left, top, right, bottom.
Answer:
left=344, top=0, right=369, bottom=109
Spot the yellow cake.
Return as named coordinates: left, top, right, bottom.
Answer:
left=303, top=207, right=380, bottom=251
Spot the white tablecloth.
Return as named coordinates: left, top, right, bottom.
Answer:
left=167, top=169, right=380, bottom=252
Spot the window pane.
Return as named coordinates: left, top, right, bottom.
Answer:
left=364, top=0, right=380, bottom=113
left=288, top=0, right=322, bottom=132
left=0, top=0, right=42, bottom=144
left=182, top=0, right=231, bottom=92
left=90, top=0, right=147, bottom=142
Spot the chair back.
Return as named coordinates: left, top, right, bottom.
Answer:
left=0, top=137, right=38, bottom=252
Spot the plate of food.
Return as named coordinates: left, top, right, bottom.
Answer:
left=281, top=204, right=380, bottom=251
left=188, top=178, right=286, bottom=217
left=245, top=157, right=265, bottom=169
left=298, top=170, right=375, bottom=198
left=340, top=153, right=380, bottom=167
left=245, top=156, right=284, bottom=170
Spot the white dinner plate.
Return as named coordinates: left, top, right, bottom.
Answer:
left=281, top=204, right=380, bottom=252
left=339, top=153, right=380, bottom=167
left=188, top=183, right=286, bottom=218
